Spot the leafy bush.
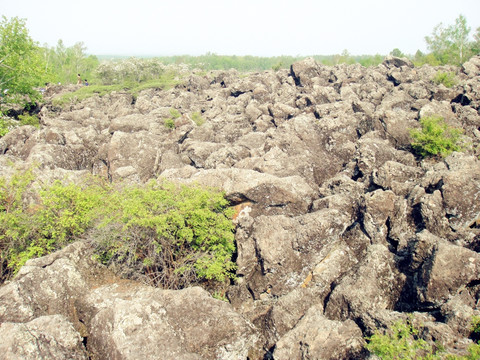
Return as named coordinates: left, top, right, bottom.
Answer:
left=0, top=115, right=13, bottom=137
left=365, top=317, right=443, bottom=360
left=0, top=113, right=40, bottom=137
left=410, top=115, right=464, bottom=158
left=163, top=108, right=181, bottom=129
left=93, top=180, right=236, bottom=289
left=433, top=71, right=457, bottom=88
left=365, top=316, right=480, bottom=360
left=94, top=58, right=182, bottom=85
left=18, top=113, right=40, bottom=128
left=164, top=118, right=175, bottom=129
left=471, top=316, right=480, bottom=335
left=0, top=171, right=106, bottom=279
left=0, top=168, right=236, bottom=289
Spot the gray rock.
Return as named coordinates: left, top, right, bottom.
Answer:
left=84, top=285, right=259, bottom=360
left=325, top=244, right=407, bottom=330
left=416, top=234, right=480, bottom=306
left=0, top=315, right=88, bottom=360
left=274, top=304, right=365, bottom=360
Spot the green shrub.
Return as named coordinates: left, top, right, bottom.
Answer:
left=1, top=172, right=106, bottom=278
left=51, top=84, right=128, bottom=107
left=410, top=115, right=463, bottom=158
left=365, top=317, right=443, bottom=360
left=191, top=111, right=205, bottom=126
left=164, top=118, right=175, bottom=129
left=0, top=116, right=12, bottom=137
left=163, top=108, right=181, bottom=129
left=0, top=113, right=40, bottom=137
left=93, top=180, right=236, bottom=289
left=18, top=113, right=40, bottom=128
left=433, top=71, right=457, bottom=88
left=0, top=168, right=236, bottom=289
left=365, top=316, right=480, bottom=360
left=471, top=316, right=480, bottom=335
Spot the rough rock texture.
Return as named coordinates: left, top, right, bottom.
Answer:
left=0, top=243, right=259, bottom=359
left=2, top=56, right=480, bottom=359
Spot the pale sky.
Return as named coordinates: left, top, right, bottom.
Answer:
left=2, top=0, right=480, bottom=57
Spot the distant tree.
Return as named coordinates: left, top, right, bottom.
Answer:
left=425, top=14, right=473, bottom=65
left=449, top=15, right=472, bottom=63
left=0, top=16, right=46, bottom=107
left=41, top=40, right=99, bottom=84
left=472, top=27, right=480, bottom=55
left=413, top=49, right=441, bottom=66
left=390, top=48, right=404, bottom=57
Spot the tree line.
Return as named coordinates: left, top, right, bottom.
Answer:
left=0, top=14, right=479, bottom=113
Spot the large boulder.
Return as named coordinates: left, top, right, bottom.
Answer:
left=273, top=304, right=365, bottom=360
left=0, top=242, right=262, bottom=359
left=0, top=315, right=88, bottom=360
left=84, top=285, right=259, bottom=360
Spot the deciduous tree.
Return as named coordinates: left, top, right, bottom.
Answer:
left=425, top=14, right=474, bottom=65
left=0, top=16, right=46, bottom=107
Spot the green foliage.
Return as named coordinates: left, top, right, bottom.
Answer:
left=471, top=316, right=480, bottom=336
left=40, top=40, right=99, bottom=85
left=432, top=71, right=457, bottom=88
left=0, top=16, right=47, bottom=108
left=271, top=62, right=283, bottom=71
left=191, top=111, right=205, bottom=126
left=0, top=114, right=14, bottom=137
left=365, top=317, right=443, bottom=360
left=391, top=48, right=405, bottom=58
left=0, top=171, right=106, bottom=278
left=51, top=72, right=181, bottom=108
left=0, top=168, right=236, bottom=289
left=145, top=52, right=385, bottom=72
left=365, top=316, right=480, bottom=360
left=162, top=108, right=181, bottom=129
left=51, top=83, right=127, bottom=107
left=95, top=57, right=181, bottom=86
left=18, top=113, right=40, bottom=128
left=94, top=180, right=236, bottom=289
left=425, top=14, right=475, bottom=65
left=169, top=108, right=181, bottom=119
left=472, top=27, right=480, bottom=55
left=410, top=115, right=464, bottom=158
left=0, top=112, right=40, bottom=137
left=212, top=291, right=229, bottom=302
left=164, top=118, right=175, bottom=129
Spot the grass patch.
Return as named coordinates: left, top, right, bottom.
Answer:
left=191, top=111, right=205, bottom=126
left=51, top=71, right=182, bottom=108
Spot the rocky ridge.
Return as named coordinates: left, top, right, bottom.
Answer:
left=1, top=56, right=480, bottom=359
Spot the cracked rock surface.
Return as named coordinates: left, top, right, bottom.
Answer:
left=2, top=56, right=480, bottom=359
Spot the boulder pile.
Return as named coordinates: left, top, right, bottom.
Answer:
left=1, top=56, right=480, bottom=359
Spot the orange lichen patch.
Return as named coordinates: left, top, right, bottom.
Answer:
left=232, top=201, right=253, bottom=221
left=301, top=272, right=313, bottom=288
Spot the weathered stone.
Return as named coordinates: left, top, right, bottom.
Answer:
left=2, top=56, right=480, bottom=358
left=83, top=285, right=259, bottom=360
left=274, top=304, right=365, bottom=360
left=0, top=315, right=88, bottom=360
left=325, top=244, right=407, bottom=329
left=417, top=236, right=480, bottom=306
